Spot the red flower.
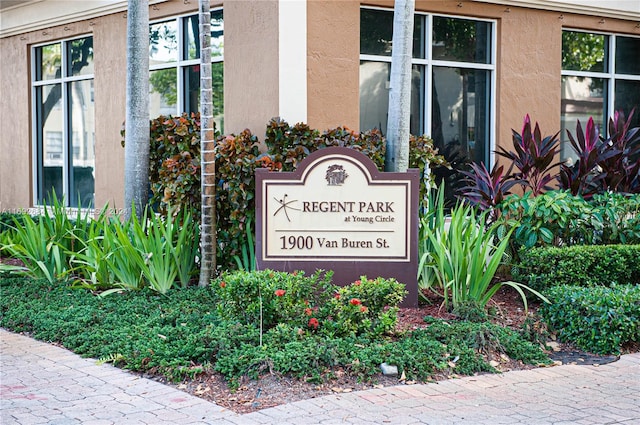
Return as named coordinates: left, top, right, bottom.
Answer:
left=304, top=308, right=313, bottom=316
left=360, top=306, right=368, bottom=313
left=308, top=318, right=319, bottom=329
left=275, top=289, right=286, bottom=297
left=334, top=293, right=341, bottom=300
left=354, top=280, right=361, bottom=286
left=350, top=298, right=362, bottom=306
left=219, top=281, right=226, bottom=288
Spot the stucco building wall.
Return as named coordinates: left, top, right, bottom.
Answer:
left=0, top=0, right=638, bottom=211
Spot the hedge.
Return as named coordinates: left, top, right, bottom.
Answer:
left=540, top=284, right=640, bottom=355
left=513, top=244, right=640, bottom=291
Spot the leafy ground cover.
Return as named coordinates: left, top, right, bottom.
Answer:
left=0, top=274, right=556, bottom=414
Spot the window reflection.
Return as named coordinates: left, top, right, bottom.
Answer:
left=432, top=17, right=491, bottom=64
left=67, top=38, right=94, bottom=77
left=150, top=21, right=178, bottom=65
left=432, top=67, right=489, bottom=165
left=69, top=80, right=95, bottom=208
left=36, top=43, right=61, bottom=81
left=615, top=36, right=640, bottom=75
left=615, top=80, right=640, bottom=128
left=36, top=84, right=63, bottom=204
left=150, top=68, right=177, bottom=117
left=359, top=62, right=422, bottom=137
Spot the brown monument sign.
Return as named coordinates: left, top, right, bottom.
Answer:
left=256, top=147, right=419, bottom=306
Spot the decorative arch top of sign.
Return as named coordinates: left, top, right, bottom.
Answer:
left=256, top=147, right=419, bottom=306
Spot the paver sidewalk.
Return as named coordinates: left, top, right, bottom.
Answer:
left=2, top=328, right=639, bottom=424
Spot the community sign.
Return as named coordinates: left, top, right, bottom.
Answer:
left=255, top=147, right=419, bottom=306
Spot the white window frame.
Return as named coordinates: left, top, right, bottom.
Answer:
left=31, top=35, right=94, bottom=208
left=359, top=6, right=497, bottom=166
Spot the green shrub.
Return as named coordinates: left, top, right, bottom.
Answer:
left=321, top=276, right=407, bottom=338
left=590, top=192, right=640, bottom=245
left=514, top=244, right=640, bottom=291
left=540, top=284, right=640, bottom=354
left=145, top=113, right=203, bottom=217
left=494, top=191, right=640, bottom=260
left=214, top=129, right=263, bottom=267
left=495, top=191, right=600, bottom=253
left=214, top=270, right=334, bottom=331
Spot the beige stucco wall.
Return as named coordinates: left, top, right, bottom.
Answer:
left=307, top=0, right=361, bottom=130
left=1, top=0, right=638, bottom=211
left=0, top=34, right=31, bottom=211
left=224, top=0, right=279, bottom=136
left=92, top=12, right=127, bottom=211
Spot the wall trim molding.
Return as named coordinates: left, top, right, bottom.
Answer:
left=0, top=0, right=168, bottom=38
left=473, top=0, right=640, bottom=20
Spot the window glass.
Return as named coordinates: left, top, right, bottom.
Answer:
left=360, top=9, right=394, bottom=56
left=432, top=17, right=491, bottom=64
left=149, top=68, right=177, bottom=117
left=360, top=61, right=390, bottom=132
left=432, top=67, right=490, bottom=165
left=561, top=30, right=640, bottom=160
left=184, top=64, right=200, bottom=113
left=360, top=9, right=425, bottom=59
left=614, top=80, right=640, bottom=128
left=615, top=36, right=640, bottom=75
left=184, top=15, right=199, bottom=60
left=150, top=20, right=178, bottom=65
left=33, top=37, right=94, bottom=207
left=359, top=62, right=423, bottom=136
left=562, top=31, right=607, bottom=72
left=413, top=14, right=425, bottom=59
left=184, top=11, right=224, bottom=61
left=36, top=84, right=63, bottom=204
left=36, top=43, right=61, bottom=81
left=67, top=37, right=94, bottom=77
left=560, top=76, right=607, bottom=161
left=69, top=80, right=95, bottom=208
left=148, top=10, right=223, bottom=129
left=211, top=10, right=224, bottom=58
left=211, top=61, right=224, bottom=131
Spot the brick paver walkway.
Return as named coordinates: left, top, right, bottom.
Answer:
left=1, top=328, right=639, bottom=424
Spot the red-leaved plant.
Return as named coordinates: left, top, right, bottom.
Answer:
left=497, top=114, right=562, bottom=195
left=458, top=162, right=520, bottom=211
left=559, top=109, right=640, bottom=197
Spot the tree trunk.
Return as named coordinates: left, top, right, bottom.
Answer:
left=123, top=0, right=150, bottom=220
left=385, top=0, right=415, bottom=172
left=198, top=0, right=217, bottom=286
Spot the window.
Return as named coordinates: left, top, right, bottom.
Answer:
left=360, top=8, right=495, bottom=179
left=149, top=9, right=224, bottom=131
left=561, top=30, right=640, bottom=161
left=32, top=36, right=95, bottom=208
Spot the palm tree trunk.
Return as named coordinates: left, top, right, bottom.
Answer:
left=198, top=0, right=216, bottom=286
left=124, top=0, right=150, bottom=220
left=385, top=0, right=415, bottom=172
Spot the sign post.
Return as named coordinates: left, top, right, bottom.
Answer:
left=256, top=147, right=419, bottom=306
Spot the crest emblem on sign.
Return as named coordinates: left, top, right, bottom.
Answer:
left=325, top=164, right=348, bottom=186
